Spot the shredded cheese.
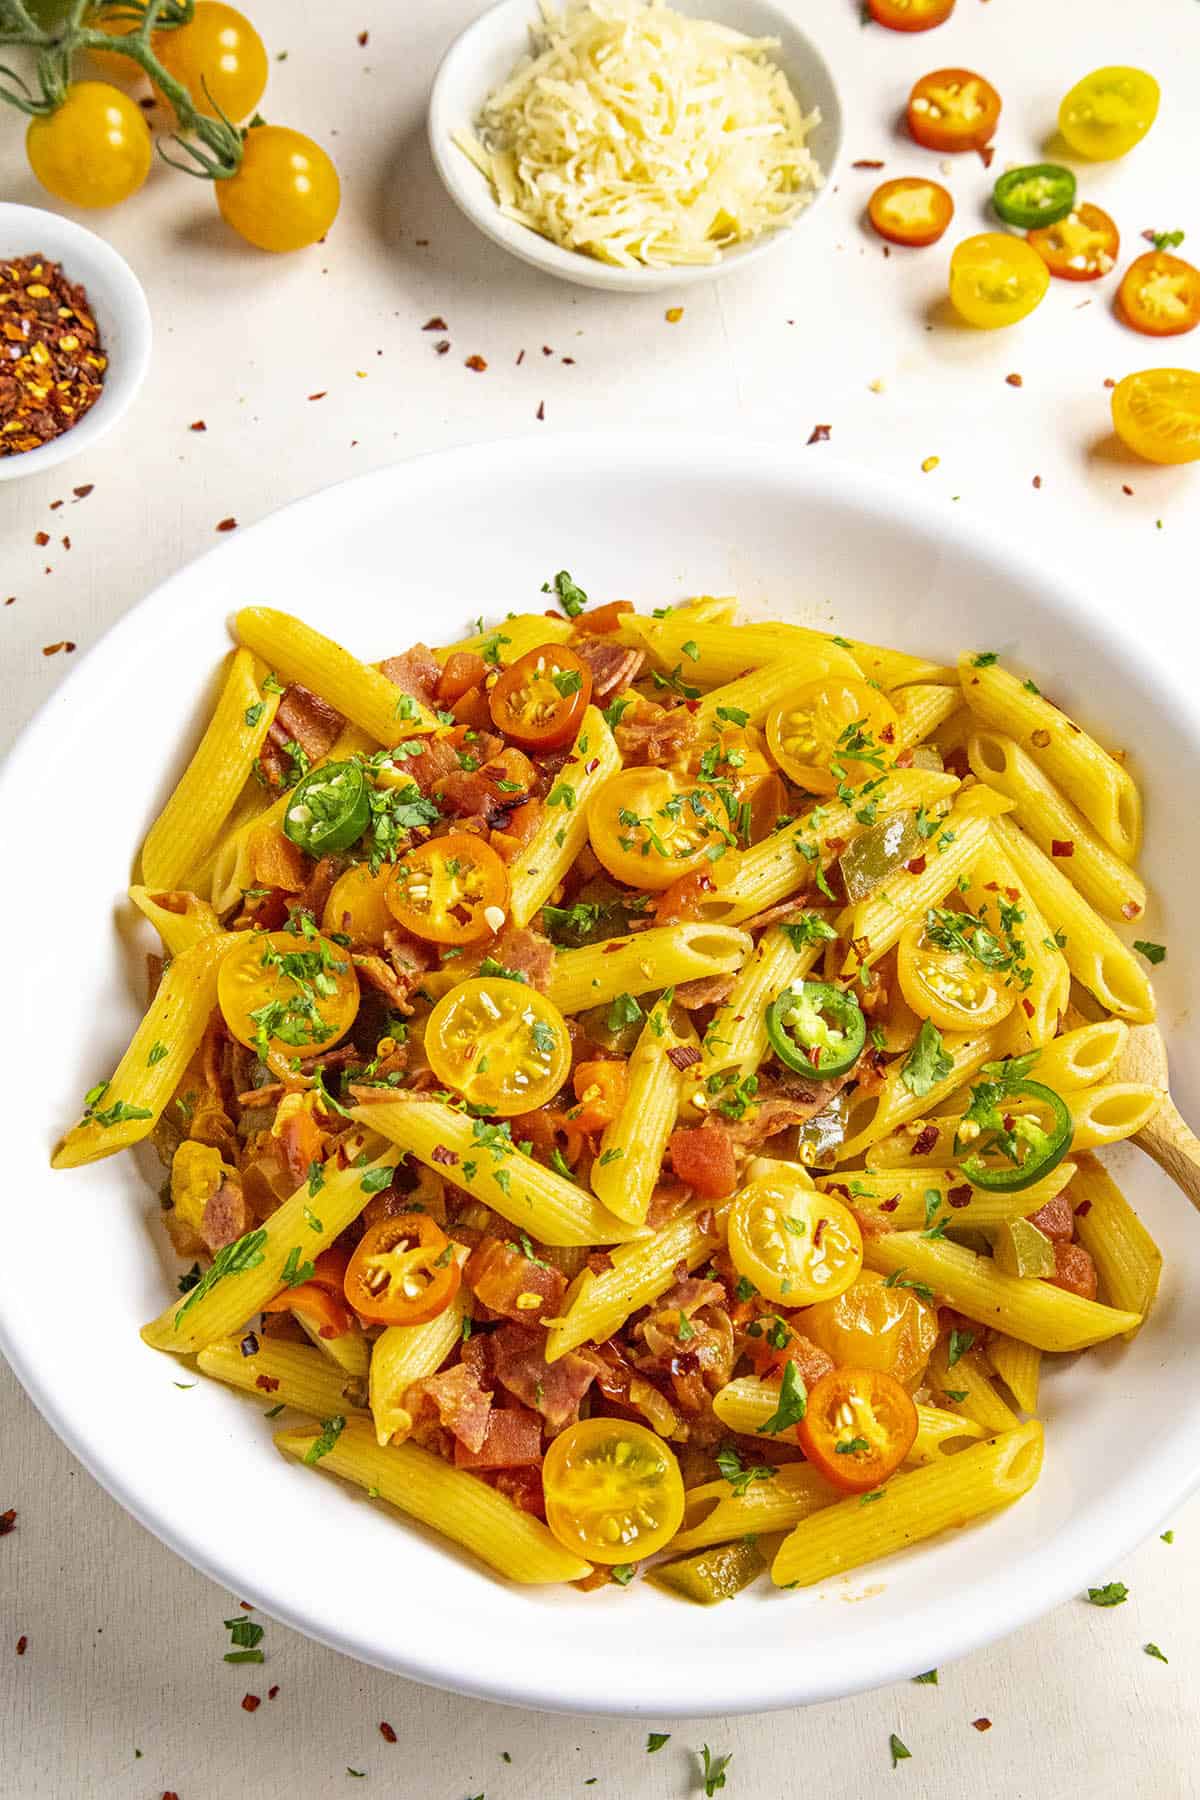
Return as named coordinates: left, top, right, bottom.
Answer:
left=454, top=0, right=823, bottom=269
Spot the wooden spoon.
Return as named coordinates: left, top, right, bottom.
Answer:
left=1116, top=1023, right=1200, bottom=1212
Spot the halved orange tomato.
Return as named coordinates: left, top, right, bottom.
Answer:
left=868, top=177, right=954, bottom=248
left=385, top=832, right=509, bottom=945
left=489, top=644, right=592, bottom=750
left=1117, top=251, right=1200, bottom=338
left=797, top=1366, right=918, bottom=1493
left=1027, top=203, right=1119, bottom=282
left=907, top=68, right=1002, bottom=153
left=344, top=1212, right=461, bottom=1327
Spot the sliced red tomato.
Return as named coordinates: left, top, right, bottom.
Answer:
left=385, top=831, right=509, bottom=945
left=489, top=644, right=592, bottom=750
left=1027, top=203, right=1120, bottom=282
left=907, top=68, right=1002, bottom=153
left=797, top=1366, right=919, bottom=1493
left=1117, top=250, right=1200, bottom=337
left=344, top=1213, right=460, bottom=1327
left=869, top=0, right=955, bottom=27
left=868, top=177, right=954, bottom=248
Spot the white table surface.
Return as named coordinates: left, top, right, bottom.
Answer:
left=3, top=1, right=1200, bottom=1794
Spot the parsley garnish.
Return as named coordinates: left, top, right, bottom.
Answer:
left=759, top=1361, right=806, bottom=1436
left=304, top=1415, right=346, bottom=1466
left=883, top=1267, right=935, bottom=1304
left=477, top=956, right=529, bottom=985
left=244, top=701, right=265, bottom=728
left=971, top=651, right=998, bottom=668
left=900, top=1019, right=953, bottom=1098
left=606, top=991, right=644, bottom=1033
left=947, top=1328, right=974, bottom=1367
left=890, top=1733, right=912, bottom=1767
left=223, top=1616, right=265, bottom=1664
left=175, top=1228, right=268, bottom=1327
left=1133, top=940, right=1166, bottom=965
left=611, top=1563, right=637, bottom=1586
left=1150, top=229, right=1185, bottom=251
left=1145, top=1642, right=1169, bottom=1663
left=647, top=1732, right=671, bottom=1753
left=779, top=912, right=838, bottom=950
left=715, top=704, right=750, bottom=727
left=1086, top=1581, right=1128, bottom=1607
left=681, top=639, right=700, bottom=661
left=541, top=569, right=588, bottom=617
left=280, top=1245, right=315, bottom=1288
left=146, top=1041, right=168, bottom=1067
left=603, top=695, right=632, bottom=729
left=913, top=1669, right=938, bottom=1685
left=307, top=1160, right=325, bottom=1198
left=700, top=1745, right=732, bottom=1795
left=715, top=1442, right=775, bottom=1498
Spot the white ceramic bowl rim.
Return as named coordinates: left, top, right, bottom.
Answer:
left=1, top=432, right=1198, bottom=1717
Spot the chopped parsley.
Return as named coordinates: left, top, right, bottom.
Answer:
left=175, top=1228, right=268, bottom=1327
left=889, top=1733, right=912, bottom=1767
left=541, top=569, right=589, bottom=617
left=970, top=651, right=999, bottom=668
left=606, top=991, right=644, bottom=1033
left=883, top=1267, right=935, bottom=1305
left=307, top=1160, right=325, bottom=1198
left=1149, top=228, right=1185, bottom=251
left=759, top=1361, right=806, bottom=1436
left=610, top=1563, right=637, bottom=1586
left=715, top=705, right=750, bottom=727
left=603, top=695, right=633, bottom=729
left=1086, top=1581, right=1129, bottom=1607
left=913, top=1669, right=938, bottom=1685
left=360, top=1165, right=395, bottom=1194
left=779, top=912, right=838, bottom=950
left=280, top=1245, right=315, bottom=1288
left=477, top=956, right=529, bottom=985
left=1144, top=1642, right=1169, bottom=1663
left=899, top=1019, right=953, bottom=1098
left=647, top=1732, right=671, bottom=1753
left=1133, top=940, right=1166, bottom=965
left=146, top=1041, right=169, bottom=1067
left=700, top=1745, right=732, bottom=1795
left=244, top=701, right=265, bottom=728
left=715, top=1442, right=775, bottom=1498
left=552, top=666, right=583, bottom=697
left=304, top=1415, right=346, bottom=1466
left=947, top=1328, right=975, bottom=1367
left=223, top=1616, right=265, bottom=1664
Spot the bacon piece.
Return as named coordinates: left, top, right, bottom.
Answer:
left=294, top=854, right=340, bottom=924
left=465, top=1236, right=567, bottom=1323
left=405, top=734, right=464, bottom=795
left=352, top=953, right=420, bottom=1015
left=654, top=869, right=718, bottom=925
left=614, top=695, right=698, bottom=765
left=668, top=1122, right=737, bottom=1198
left=481, top=1464, right=547, bottom=1517
left=379, top=643, right=440, bottom=704
left=248, top=822, right=309, bottom=893
left=436, top=651, right=487, bottom=706
left=1025, top=1190, right=1074, bottom=1243
left=462, top=924, right=555, bottom=992
left=435, top=746, right=538, bottom=823
left=714, top=1072, right=849, bottom=1146
left=405, top=1361, right=492, bottom=1454
left=658, top=1276, right=726, bottom=1316
left=454, top=1405, right=543, bottom=1469
left=734, top=898, right=820, bottom=935
left=275, top=1104, right=324, bottom=1187
left=258, top=683, right=344, bottom=787
left=573, top=637, right=645, bottom=699
left=673, top=972, right=736, bottom=1010
left=491, top=1322, right=600, bottom=1429
left=1049, top=1240, right=1097, bottom=1300
left=200, top=1172, right=249, bottom=1254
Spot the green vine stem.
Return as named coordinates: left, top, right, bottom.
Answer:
left=0, top=0, right=243, bottom=175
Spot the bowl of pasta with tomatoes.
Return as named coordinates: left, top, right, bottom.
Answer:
left=1, top=433, right=1197, bottom=1715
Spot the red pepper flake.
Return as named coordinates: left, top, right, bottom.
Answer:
left=422, top=317, right=448, bottom=331
left=15, top=1635, right=27, bottom=1656
left=241, top=1693, right=261, bottom=1713
left=307, top=391, right=327, bottom=402
left=910, top=1126, right=939, bottom=1158
left=879, top=722, right=896, bottom=745
left=431, top=1144, right=458, bottom=1166
left=0, top=1508, right=15, bottom=1535
left=1074, top=1198, right=1092, bottom=1218
left=73, top=483, right=94, bottom=498
left=584, top=756, right=599, bottom=773
left=163, top=1792, right=180, bottom=1800
left=947, top=1184, right=973, bottom=1208
left=4, top=596, right=13, bottom=606
left=542, top=344, right=554, bottom=356
left=667, top=1044, right=702, bottom=1072
left=562, top=355, right=575, bottom=364
left=1050, top=839, right=1074, bottom=858
left=41, top=640, right=75, bottom=655
left=1005, top=373, right=1023, bottom=387
left=1103, top=377, right=1116, bottom=389
left=977, top=145, right=995, bottom=168
left=516, top=348, right=525, bottom=365
left=216, top=517, right=237, bottom=532
left=1021, top=997, right=1035, bottom=1018
left=34, top=530, right=49, bottom=546
left=879, top=1196, right=900, bottom=1214
left=1032, top=475, right=1042, bottom=489
left=972, top=1718, right=992, bottom=1732
left=49, top=498, right=62, bottom=508
left=357, top=28, right=369, bottom=44
left=268, top=1684, right=280, bottom=1699
left=0, top=260, right=108, bottom=458
left=255, top=1373, right=280, bottom=1393
left=536, top=401, right=545, bottom=421
left=852, top=158, right=885, bottom=168
left=465, top=355, right=487, bottom=372
left=826, top=835, right=847, bottom=854
left=812, top=1216, right=828, bottom=1248
left=807, top=423, right=831, bottom=445
left=1122, top=484, right=1134, bottom=495
left=905, top=855, right=927, bottom=875
left=1121, top=901, right=1141, bottom=920
left=190, top=419, right=207, bottom=431
left=380, top=1722, right=398, bottom=1743
left=434, top=340, right=450, bottom=355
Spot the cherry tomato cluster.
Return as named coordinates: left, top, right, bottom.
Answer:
left=857, top=28, right=1200, bottom=467
left=12, top=2, right=338, bottom=252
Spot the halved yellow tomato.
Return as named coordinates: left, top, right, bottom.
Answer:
left=800, top=1269, right=938, bottom=1387
left=766, top=678, right=899, bottom=795
left=727, top=1163, right=862, bottom=1307
left=588, top=767, right=732, bottom=891
left=424, top=977, right=571, bottom=1115
left=896, top=917, right=1016, bottom=1031
left=322, top=862, right=395, bottom=947
left=217, top=927, right=359, bottom=1063
left=949, top=234, right=1049, bottom=329
left=542, top=1418, right=685, bottom=1564
left=1111, top=367, right=1200, bottom=465
left=1058, top=66, right=1159, bottom=162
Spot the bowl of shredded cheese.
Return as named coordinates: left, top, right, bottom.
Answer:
left=429, top=0, right=841, bottom=291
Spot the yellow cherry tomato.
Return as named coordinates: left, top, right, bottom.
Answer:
left=896, top=918, right=1016, bottom=1032
left=424, top=977, right=571, bottom=1116
left=728, top=1164, right=862, bottom=1308
left=800, top=1269, right=939, bottom=1387
left=1058, top=66, right=1159, bottom=162
left=1111, top=367, right=1200, bottom=465
left=321, top=862, right=395, bottom=947
left=541, top=1418, right=685, bottom=1564
left=26, top=82, right=152, bottom=209
left=153, top=2, right=268, bottom=122
left=765, top=677, right=900, bottom=795
left=949, top=233, right=1050, bottom=329
left=675, top=724, right=788, bottom=843
left=588, top=766, right=732, bottom=892
left=217, top=927, right=359, bottom=1063
left=216, top=123, right=340, bottom=252
left=84, top=8, right=142, bottom=78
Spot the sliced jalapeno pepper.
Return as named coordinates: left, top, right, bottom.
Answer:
left=282, top=760, right=370, bottom=856
left=765, top=982, right=867, bottom=1080
left=992, top=164, right=1076, bottom=229
left=955, top=1077, right=1073, bottom=1193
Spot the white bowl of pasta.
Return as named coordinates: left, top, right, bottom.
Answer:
left=1, top=433, right=1197, bottom=1716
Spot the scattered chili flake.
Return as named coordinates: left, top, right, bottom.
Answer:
left=72, top=482, right=94, bottom=498
left=921, top=455, right=939, bottom=472
left=422, top=317, right=448, bottom=331
left=357, top=29, right=369, bottom=44
left=241, top=1693, right=261, bottom=1713
left=16, top=1635, right=27, bottom=1655
left=807, top=424, right=831, bottom=445
left=1032, top=475, right=1042, bottom=489
left=379, top=1722, right=397, bottom=1743
left=1005, top=373, right=1023, bottom=388
left=434, top=340, right=450, bottom=355
left=49, top=497, right=62, bottom=508
left=562, top=355, right=575, bottom=364
left=0, top=1508, right=15, bottom=1535
left=852, top=158, right=885, bottom=168
left=667, top=1044, right=702, bottom=1072
left=465, top=355, right=488, bottom=372
left=307, top=391, right=327, bottom=401
left=542, top=344, right=553, bottom=355
left=1121, top=900, right=1142, bottom=920
left=163, top=1792, right=180, bottom=1800
left=0, top=257, right=107, bottom=457
left=255, top=1373, right=280, bottom=1393
left=904, top=856, right=927, bottom=875
left=1074, top=1199, right=1092, bottom=1218
left=879, top=1196, right=899, bottom=1213
left=1122, top=484, right=1134, bottom=495
left=190, top=419, right=207, bottom=431
left=536, top=401, right=545, bottom=421
left=972, top=1718, right=993, bottom=1732
left=913, top=1125, right=939, bottom=1157
left=216, top=517, right=237, bottom=532
left=61, top=534, right=70, bottom=549
left=34, top=530, right=49, bottom=546
left=4, top=596, right=13, bottom=606
left=516, top=348, right=525, bottom=365
left=431, top=1145, right=458, bottom=1166
left=268, top=1684, right=280, bottom=1698
left=41, top=640, right=75, bottom=655
left=1103, top=377, right=1116, bottom=389
left=977, top=145, right=995, bottom=168
left=947, top=1184, right=973, bottom=1208
left=1021, top=997, right=1034, bottom=1018
left=1051, top=839, right=1074, bottom=858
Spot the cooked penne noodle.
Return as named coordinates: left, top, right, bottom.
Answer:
left=958, top=652, right=1141, bottom=862
left=695, top=925, right=823, bottom=1083
left=235, top=606, right=438, bottom=742
left=434, top=612, right=573, bottom=664
left=927, top=1340, right=1020, bottom=1435
left=141, top=649, right=280, bottom=891
left=1069, top=1152, right=1162, bottom=1340
left=141, top=1140, right=398, bottom=1354
left=771, top=1421, right=1044, bottom=1588
left=275, top=1418, right=591, bottom=1584
left=960, top=835, right=1069, bottom=1052
left=908, top=1404, right=987, bottom=1465
left=668, top=1463, right=838, bottom=1555
left=692, top=657, right=855, bottom=733
left=351, top=1099, right=636, bottom=1246
left=821, top=1163, right=1077, bottom=1231
left=546, top=921, right=752, bottom=1016
left=128, top=886, right=225, bottom=956
left=293, top=1313, right=370, bottom=1381
left=836, top=1026, right=1006, bottom=1163
left=891, top=684, right=963, bottom=755
left=633, top=618, right=863, bottom=688
left=1063, top=1082, right=1163, bottom=1149
left=712, top=1373, right=802, bottom=1443
left=592, top=1002, right=695, bottom=1225
left=839, top=810, right=991, bottom=971
left=968, top=730, right=1146, bottom=923
left=1032, top=1019, right=1128, bottom=1089
left=545, top=1200, right=723, bottom=1361
left=369, top=1292, right=471, bottom=1445
left=986, top=1335, right=1041, bottom=1414
left=990, top=815, right=1155, bottom=1023
left=862, top=1232, right=1141, bottom=1350
left=196, top=1337, right=369, bottom=1418
left=53, top=933, right=234, bottom=1167
left=508, top=706, right=621, bottom=926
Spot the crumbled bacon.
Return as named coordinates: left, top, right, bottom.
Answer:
left=673, top=973, right=736, bottom=1010
left=666, top=1043, right=702, bottom=1071
left=572, top=637, right=645, bottom=699
left=613, top=694, right=698, bottom=765
left=258, top=684, right=344, bottom=787
left=491, top=1323, right=600, bottom=1428
left=465, top=1236, right=567, bottom=1322
left=405, top=1362, right=492, bottom=1453
left=454, top=1404, right=543, bottom=1469
left=379, top=643, right=440, bottom=704
left=201, top=1173, right=249, bottom=1254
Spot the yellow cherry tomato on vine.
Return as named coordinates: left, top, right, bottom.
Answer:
left=949, top=233, right=1049, bottom=329
left=26, top=81, right=153, bottom=208
left=153, top=2, right=267, bottom=123
left=84, top=8, right=141, bottom=79
left=216, top=123, right=340, bottom=252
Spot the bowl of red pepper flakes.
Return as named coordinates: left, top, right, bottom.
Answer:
left=0, top=202, right=151, bottom=483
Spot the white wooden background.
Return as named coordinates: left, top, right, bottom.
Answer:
left=4, top=1, right=1200, bottom=1794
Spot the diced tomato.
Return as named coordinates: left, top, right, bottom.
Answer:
left=450, top=685, right=493, bottom=731
left=1050, top=1240, right=1098, bottom=1300
left=454, top=1405, right=544, bottom=1469
left=1025, top=1191, right=1074, bottom=1243
left=464, top=1235, right=567, bottom=1324
left=667, top=1121, right=737, bottom=1198
left=511, top=1105, right=587, bottom=1171
left=571, top=1059, right=628, bottom=1132
left=746, top=1326, right=835, bottom=1386
left=654, top=868, right=718, bottom=924
left=436, top=651, right=488, bottom=706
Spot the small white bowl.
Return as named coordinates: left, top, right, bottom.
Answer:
left=428, top=0, right=842, bottom=293
left=0, top=201, right=152, bottom=483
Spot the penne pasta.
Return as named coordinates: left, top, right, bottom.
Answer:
left=839, top=809, right=991, bottom=972
left=927, top=1340, right=1020, bottom=1435
left=712, top=1373, right=802, bottom=1443
left=908, top=1404, right=987, bottom=1465
left=668, top=1463, right=838, bottom=1556
left=545, top=1199, right=723, bottom=1361
left=960, top=834, right=1069, bottom=1052
left=1069, top=1152, right=1162, bottom=1340
left=633, top=617, right=863, bottom=688
left=1063, top=1082, right=1163, bottom=1150
left=434, top=612, right=573, bottom=664
left=695, top=925, right=823, bottom=1083
left=369, top=1291, right=471, bottom=1446
left=234, top=606, right=438, bottom=743
left=128, top=886, right=225, bottom=956
left=545, top=921, right=752, bottom=1016
left=293, top=1313, right=371, bottom=1381
left=197, top=1337, right=370, bottom=1418
left=821, top=1163, right=1077, bottom=1231
left=986, top=1334, right=1041, bottom=1414
left=276, top=1418, right=591, bottom=1583
left=591, top=1000, right=695, bottom=1225
left=836, top=1025, right=1006, bottom=1163
left=1032, top=1019, right=1128, bottom=1090
left=891, top=684, right=963, bottom=756
left=508, top=706, right=621, bottom=927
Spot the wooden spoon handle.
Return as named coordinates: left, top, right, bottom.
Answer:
left=1135, top=1098, right=1200, bottom=1213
